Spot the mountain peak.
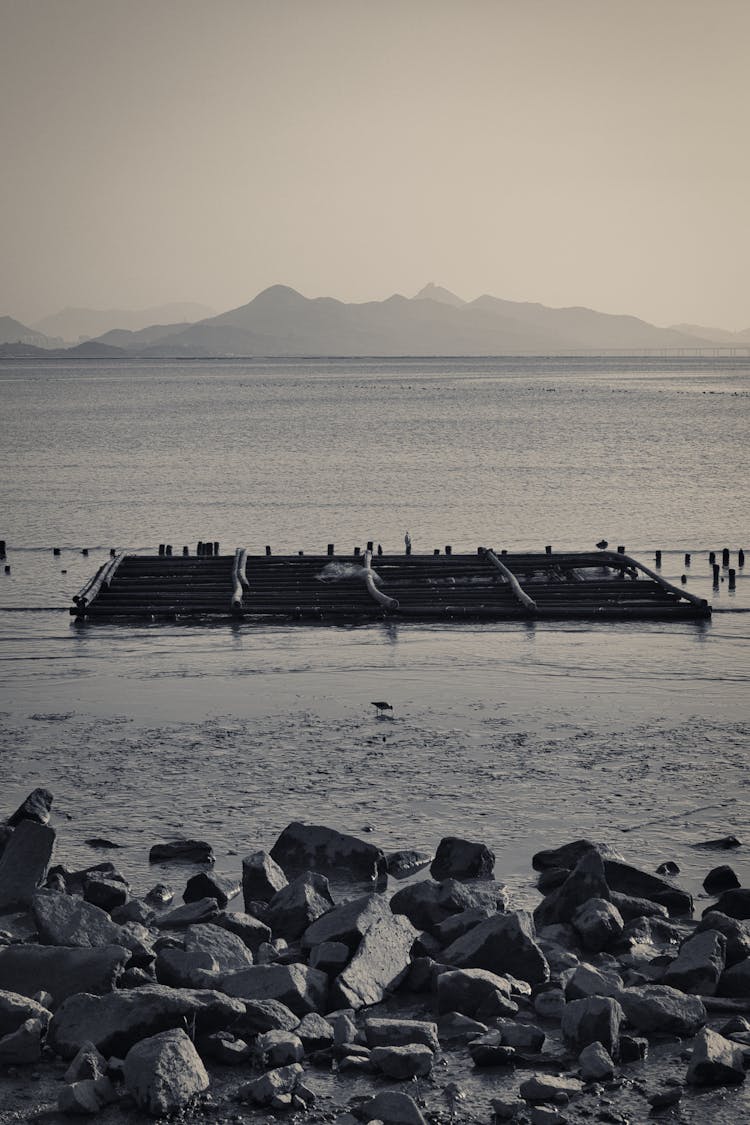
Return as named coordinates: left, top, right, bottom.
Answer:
left=252, top=284, right=306, bottom=304
left=413, top=283, right=466, bottom=307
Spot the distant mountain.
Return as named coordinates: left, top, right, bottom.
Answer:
left=670, top=322, right=750, bottom=344
left=32, top=302, right=215, bottom=343
left=414, top=283, right=466, bottom=307
left=0, top=316, right=60, bottom=348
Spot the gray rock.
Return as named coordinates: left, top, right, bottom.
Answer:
left=123, top=1027, right=209, bottom=1115
left=234, top=998, right=300, bottom=1035
left=386, top=850, right=433, bottom=880
left=111, top=899, right=154, bottom=926
left=717, top=959, right=750, bottom=998
left=302, top=892, right=389, bottom=950
left=609, top=891, right=668, bottom=922
left=432, top=907, right=494, bottom=946
left=0, top=944, right=128, bottom=1006
left=442, top=909, right=549, bottom=986
left=534, top=851, right=611, bottom=928
left=238, top=1062, right=303, bottom=1106
left=242, top=850, right=288, bottom=906
left=519, top=1073, right=584, bottom=1101
left=0, top=989, right=52, bottom=1036
left=32, top=889, right=137, bottom=949
left=309, top=940, right=350, bottom=974
left=83, top=874, right=129, bottom=913
left=560, top=995, right=624, bottom=1057
left=267, top=872, right=334, bottom=940
left=491, top=1097, right=528, bottom=1121
left=47, top=984, right=244, bottom=1058
left=704, top=865, right=741, bottom=895
left=145, top=883, right=174, bottom=906
left=578, top=1040, right=614, bottom=1081
left=533, top=987, right=566, bottom=1021
left=686, top=1026, right=746, bottom=1085
left=213, top=909, right=271, bottom=955
left=389, top=880, right=453, bottom=931
left=183, top=871, right=240, bottom=908
left=64, top=1041, right=108, bottom=1083
left=647, top=1086, right=682, bottom=1109
left=6, top=787, right=54, bottom=827
left=0, top=1016, right=45, bottom=1064
left=197, top=1030, right=251, bottom=1064
left=495, top=1019, right=545, bottom=1051
left=435, top=967, right=512, bottom=1017
left=662, top=929, right=726, bottom=995
left=565, top=963, right=623, bottom=1001
left=437, top=1011, right=488, bottom=1042
left=371, top=1042, right=434, bottom=1078
left=603, top=859, right=692, bottom=916
left=221, top=963, right=328, bottom=1015
left=360, top=1090, right=428, bottom=1125
left=148, top=839, right=214, bottom=864
left=331, top=912, right=418, bottom=1009
left=571, top=898, right=624, bottom=952
left=364, top=1017, right=439, bottom=1051
left=430, top=836, right=495, bottom=880
left=183, top=922, right=254, bottom=972
left=295, top=1012, right=334, bottom=1051
left=255, top=1028, right=305, bottom=1066
left=0, top=820, right=56, bottom=910
left=696, top=912, right=750, bottom=966
left=156, top=897, right=220, bottom=929
left=270, top=822, right=387, bottom=882
left=615, top=984, right=706, bottom=1036
left=155, top=946, right=218, bottom=989
left=58, top=1077, right=116, bottom=1115
left=704, top=889, right=750, bottom=920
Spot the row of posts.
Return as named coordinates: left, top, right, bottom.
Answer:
left=654, top=546, right=744, bottom=590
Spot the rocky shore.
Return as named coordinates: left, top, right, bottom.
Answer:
left=0, top=789, right=749, bottom=1124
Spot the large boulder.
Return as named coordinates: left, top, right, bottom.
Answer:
left=238, top=1063, right=303, bottom=1107
left=267, top=872, right=334, bottom=940
left=47, top=985, right=244, bottom=1058
left=0, top=820, right=56, bottom=910
left=270, top=822, right=387, bottom=882
left=386, top=850, right=433, bottom=880
left=213, top=910, right=271, bottom=955
left=183, top=923, right=254, bottom=973
left=220, top=963, right=328, bottom=1016
left=183, top=872, right=239, bottom=909
left=156, top=898, right=220, bottom=929
left=532, top=839, right=616, bottom=871
left=717, top=959, right=750, bottom=998
left=364, top=1017, right=439, bottom=1051
left=123, top=1028, right=209, bottom=1115
left=615, top=985, right=706, bottom=1036
left=331, top=913, right=418, bottom=1010
left=704, top=889, right=750, bottom=920
left=242, top=851, right=288, bottom=906
left=0, top=990, right=52, bottom=1036
left=442, top=910, right=549, bottom=986
left=149, top=840, right=214, bottom=864
left=695, top=912, right=750, bottom=966
left=561, top=995, right=624, bottom=1057
left=6, top=787, right=54, bottom=827
left=371, top=1043, right=434, bottom=1079
left=703, top=865, right=741, bottom=895
left=360, top=1091, right=428, bottom=1125
left=662, top=930, right=726, bottom=995
left=32, top=889, right=143, bottom=951
left=603, top=859, right=692, bottom=915
left=435, top=968, right=514, bottom=1018
left=571, top=897, right=624, bottom=952
left=302, top=892, right=389, bottom=950
left=0, top=944, right=128, bottom=1006
left=0, top=1017, right=46, bottom=1064
left=686, top=1026, right=746, bottom=1086
left=430, top=836, right=495, bottom=881
left=534, top=851, right=610, bottom=928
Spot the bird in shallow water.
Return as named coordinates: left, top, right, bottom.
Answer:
left=371, top=701, right=394, bottom=719
left=596, top=539, right=609, bottom=550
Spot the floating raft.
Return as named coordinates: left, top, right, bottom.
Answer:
left=71, top=547, right=711, bottom=622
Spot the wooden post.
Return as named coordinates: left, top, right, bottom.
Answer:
left=545, top=545, right=552, bottom=555
left=53, top=547, right=61, bottom=556
left=0, top=541, right=5, bottom=557
left=713, top=563, right=720, bottom=585
left=327, top=544, right=334, bottom=556
left=655, top=550, right=662, bottom=567
left=197, top=541, right=203, bottom=556
left=722, top=547, right=730, bottom=566
left=684, top=553, right=690, bottom=567
left=709, top=551, right=716, bottom=565
left=182, top=546, right=189, bottom=556
left=165, top=545, right=172, bottom=556
left=3, top=565, right=9, bottom=574
left=265, top=545, right=271, bottom=556
left=110, top=548, right=116, bottom=557
left=617, top=545, right=625, bottom=554
left=377, top=544, right=383, bottom=556
left=82, top=548, right=89, bottom=556
left=214, top=542, right=219, bottom=556
left=366, top=541, right=373, bottom=553
left=433, top=548, right=440, bottom=555
left=158, top=544, right=165, bottom=557
left=445, top=545, right=452, bottom=555
left=739, top=549, right=745, bottom=567
left=501, top=549, right=508, bottom=556
left=298, top=550, right=304, bottom=556
left=729, top=569, right=736, bottom=590
left=354, top=547, right=361, bottom=557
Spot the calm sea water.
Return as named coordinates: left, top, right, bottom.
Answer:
left=0, top=356, right=748, bottom=906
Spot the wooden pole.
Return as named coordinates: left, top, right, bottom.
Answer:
left=483, top=549, right=537, bottom=613
left=53, top=548, right=60, bottom=556
left=655, top=550, right=662, bottom=566
left=713, top=563, right=720, bottom=585
left=684, top=553, right=691, bottom=566
left=182, top=546, right=189, bottom=556
left=445, top=545, right=452, bottom=555
left=709, top=551, right=716, bottom=565
left=327, top=544, right=334, bottom=556
left=110, top=548, right=116, bottom=557
left=363, top=550, right=399, bottom=610
left=728, top=569, right=736, bottom=590
left=265, top=545, right=271, bottom=556
left=739, top=549, right=745, bottom=567
left=545, top=545, right=552, bottom=555
left=0, top=541, right=5, bottom=558
left=722, top=547, right=730, bottom=566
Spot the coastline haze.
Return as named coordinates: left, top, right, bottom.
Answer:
left=1, top=0, right=748, bottom=330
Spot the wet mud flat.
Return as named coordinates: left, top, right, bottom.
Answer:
left=1, top=791, right=750, bottom=1125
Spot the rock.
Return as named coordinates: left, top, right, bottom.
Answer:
left=145, top=883, right=174, bottom=906
left=610, top=891, right=668, bottom=922
left=662, top=930, right=726, bottom=994
left=0, top=989, right=52, bottom=1036
left=537, top=868, right=569, bottom=893
left=270, top=822, right=387, bottom=882
left=647, top=1086, right=682, bottom=1109
left=619, top=1034, right=648, bottom=1062
left=47, top=984, right=244, bottom=1058
left=255, top=1029, right=305, bottom=1066
left=571, top=898, right=624, bottom=952
left=155, top=946, right=218, bottom=989
left=615, top=985, right=706, bottom=1036
left=360, top=1090, right=428, bottom=1125
left=64, top=1041, right=108, bottom=1083
left=364, top=1016, right=439, bottom=1051
left=534, top=851, right=611, bottom=928
left=519, top=1073, right=584, bottom=1101
left=696, top=912, right=750, bottom=966
left=183, top=871, right=240, bottom=908
left=371, top=1042, right=434, bottom=1078
left=111, top=899, right=154, bottom=926
left=238, top=1062, right=303, bottom=1106
left=148, top=839, right=214, bottom=864
left=0, top=1017, right=45, bottom=1064
left=656, top=861, right=680, bottom=876
left=221, top=963, right=328, bottom=1015
left=213, top=909, right=271, bottom=955
left=295, top=1012, right=334, bottom=1051
left=430, top=836, right=495, bottom=880
left=235, top=998, right=300, bottom=1035
left=329, top=1010, right=359, bottom=1045
left=533, top=987, right=566, bottom=1020
left=435, top=968, right=513, bottom=1017
left=491, top=1097, right=528, bottom=1121
left=717, top=959, right=750, bottom=998
left=197, top=1030, right=251, bottom=1064
left=389, top=880, right=452, bottom=931
left=442, top=909, right=549, bottom=985
left=603, top=859, right=692, bottom=916
left=123, top=1027, right=209, bottom=1115
left=432, top=907, right=494, bottom=946
left=6, top=787, right=54, bottom=827
left=386, top=850, right=432, bottom=880
left=704, top=865, right=741, bottom=895
left=693, top=835, right=742, bottom=850
left=704, top=889, right=750, bottom=920
left=267, top=872, right=334, bottom=940
left=242, top=850, right=288, bottom=906
left=310, top=940, right=350, bottom=974
left=58, top=1077, right=116, bottom=1115
left=437, top=1011, right=488, bottom=1042
left=331, top=912, right=418, bottom=1010
left=183, top=923, right=254, bottom=973
left=578, top=1040, right=614, bottom=1081
left=83, top=874, right=129, bottom=913
left=156, top=897, right=220, bottom=929
left=565, top=964, right=623, bottom=1001
left=686, top=1026, right=746, bottom=1085
left=0, top=944, right=128, bottom=1006
left=32, top=889, right=138, bottom=950
left=532, top=839, right=615, bottom=871
left=560, top=995, right=624, bottom=1057
left=302, top=892, right=389, bottom=950
left=464, top=1031, right=514, bottom=1067
left=495, top=1019, right=545, bottom=1051
left=0, top=820, right=56, bottom=910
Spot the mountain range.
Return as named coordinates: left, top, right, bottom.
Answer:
left=1, top=285, right=748, bottom=358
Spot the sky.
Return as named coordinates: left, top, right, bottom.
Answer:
left=1, top=0, right=749, bottom=329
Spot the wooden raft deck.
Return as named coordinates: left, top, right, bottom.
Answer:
left=71, top=548, right=711, bottom=622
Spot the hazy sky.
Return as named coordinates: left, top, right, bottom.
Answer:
left=2, top=0, right=748, bottom=328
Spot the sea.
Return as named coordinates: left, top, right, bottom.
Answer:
left=1, top=355, right=748, bottom=908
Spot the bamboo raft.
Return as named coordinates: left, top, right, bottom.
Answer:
left=71, top=547, right=711, bottom=622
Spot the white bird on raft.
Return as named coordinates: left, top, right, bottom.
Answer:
left=371, top=701, right=394, bottom=719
